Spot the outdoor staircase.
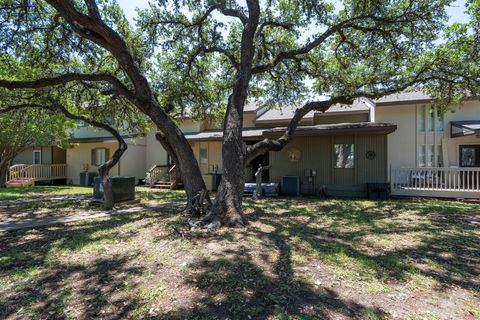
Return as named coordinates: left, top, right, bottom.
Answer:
left=145, top=164, right=182, bottom=190
left=6, top=177, right=35, bottom=188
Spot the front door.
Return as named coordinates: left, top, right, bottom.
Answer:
left=459, top=145, right=480, bottom=167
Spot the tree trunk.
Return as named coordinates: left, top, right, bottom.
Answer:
left=210, top=97, right=247, bottom=227
left=209, top=0, right=260, bottom=227
left=155, top=131, right=211, bottom=215
left=98, top=166, right=114, bottom=210
left=0, top=160, right=8, bottom=188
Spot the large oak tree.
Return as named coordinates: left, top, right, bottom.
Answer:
left=1, top=0, right=478, bottom=227
left=139, top=0, right=479, bottom=226
left=0, top=0, right=210, bottom=213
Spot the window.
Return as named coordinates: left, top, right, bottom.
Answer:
left=334, top=144, right=354, bottom=168
left=417, top=105, right=426, bottom=132
left=200, top=148, right=208, bottom=165
left=33, top=150, right=41, bottom=164
left=437, top=145, right=444, bottom=167
left=427, top=106, right=435, bottom=132
left=460, top=145, right=480, bottom=167
left=436, top=109, right=444, bottom=132
left=427, top=145, right=434, bottom=167
left=418, top=145, right=426, bottom=167
left=91, top=148, right=109, bottom=166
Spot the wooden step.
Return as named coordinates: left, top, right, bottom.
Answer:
left=6, top=178, right=35, bottom=188
left=151, top=183, right=174, bottom=189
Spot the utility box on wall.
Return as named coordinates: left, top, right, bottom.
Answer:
left=93, top=176, right=136, bottom=202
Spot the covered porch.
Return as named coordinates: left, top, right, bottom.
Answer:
left=6, top=164, right=67, bottom=187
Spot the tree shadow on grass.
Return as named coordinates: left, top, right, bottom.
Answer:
left=1, top=254, right=145, bottom=319
left=162, top=197, right=479, bottom=319
left=248, top=198, right=480, bottom=292
left=0, top=208, right=177, bottom=319
left=162, top=240, right=388, bottom=320
left=1, top=196, right=478, bottom=319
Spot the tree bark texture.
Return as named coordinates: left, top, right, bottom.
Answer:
left=210, top=0, right=260, bottom=227
left=0, top=160, right=8, bottom=188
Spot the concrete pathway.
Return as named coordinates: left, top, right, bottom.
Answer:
left=0, top=202, right=183, bottom=232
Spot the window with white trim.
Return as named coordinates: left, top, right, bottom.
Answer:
left=33, top=150, right=41, bottom=164
left=92, top=148, right=109, bottom=166
left=334, top=144, right=354, bottom=169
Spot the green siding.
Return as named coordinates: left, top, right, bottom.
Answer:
left=269, top=134, right=388, bottom=197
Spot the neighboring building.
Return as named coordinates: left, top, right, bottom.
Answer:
left=9, top=91, right=480, bottom=198
left=65, top=125, right=147, bottom=185
left=375, top=92, right=480, bottom=170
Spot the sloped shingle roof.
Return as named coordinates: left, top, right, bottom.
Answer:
left=375, top=91, right=432, bottom=105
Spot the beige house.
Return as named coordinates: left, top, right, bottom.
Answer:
left=9, top=92, right=480, bottom=198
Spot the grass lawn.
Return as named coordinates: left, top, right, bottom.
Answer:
left=0, top=186, right=92, bottom=200
left=0, top=186, right=479, bottom=319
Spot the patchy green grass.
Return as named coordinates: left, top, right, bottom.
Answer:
left=0, top=187, right=479, bottom=319
left=0, top=185, right=92, bottom=200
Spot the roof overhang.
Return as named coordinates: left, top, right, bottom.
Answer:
left=451, top=121, right=480, bottom=138
left=185, top=122, right=397, bottom=142
left=70, top=134, right=138, bottom=143
left=184, top=128, right=265, bottom=142
left=375, top=99, right=433, bottom=107
left=263, top=122, right=397, bottom=138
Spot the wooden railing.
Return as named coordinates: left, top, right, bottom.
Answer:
left=8, top=164, right=30, bottom=180
left=145, top=164, right=172, bottom=186
left=145, top=164, right=180, bottom=188
left=391, top=167, right=480, bottom=198
left=8, top=164, right=67, bottom=182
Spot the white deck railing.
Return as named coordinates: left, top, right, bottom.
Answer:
left=391, top=167, right=480, bottom=198
left=8, top=164, right=67, bottom=181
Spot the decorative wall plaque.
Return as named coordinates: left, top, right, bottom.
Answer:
left=366, top=150, right=376, bottom=160
left=287, top=148, right=301, bottom=162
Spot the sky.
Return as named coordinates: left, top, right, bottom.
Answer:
left=116, top=0, right=470, bottom=25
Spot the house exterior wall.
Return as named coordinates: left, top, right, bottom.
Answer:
left=443, top=100, right=480, bottom=167
left=145, top=130, right=169, bottom=170
left=71, top=125, right=112, bottom=139
left=66, top=138, right=146, bottom=185
left=52, top=146, right=67, bottom=164
left=180, top=119, right=205, bottom=133
left=376, top=104, right=417, bottom=170
left=244, top=112, right=256, bottom=127
left=376, top=99, right=480, bottom=174
left=314, top=113, right=369, bottom=125
left=13, top=146, right=53, bottom=165
left=269, top=134, right=388, bottom=197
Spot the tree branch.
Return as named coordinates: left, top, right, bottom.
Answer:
left=187, top=46, right=239, bottom=72
left=246, top=64, right=439, bottom=163
left=0, top=72, right=135, bottom=100
left=0, top=102, right=127, bottom=175
left=251, top=12, right=433, bottom=74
